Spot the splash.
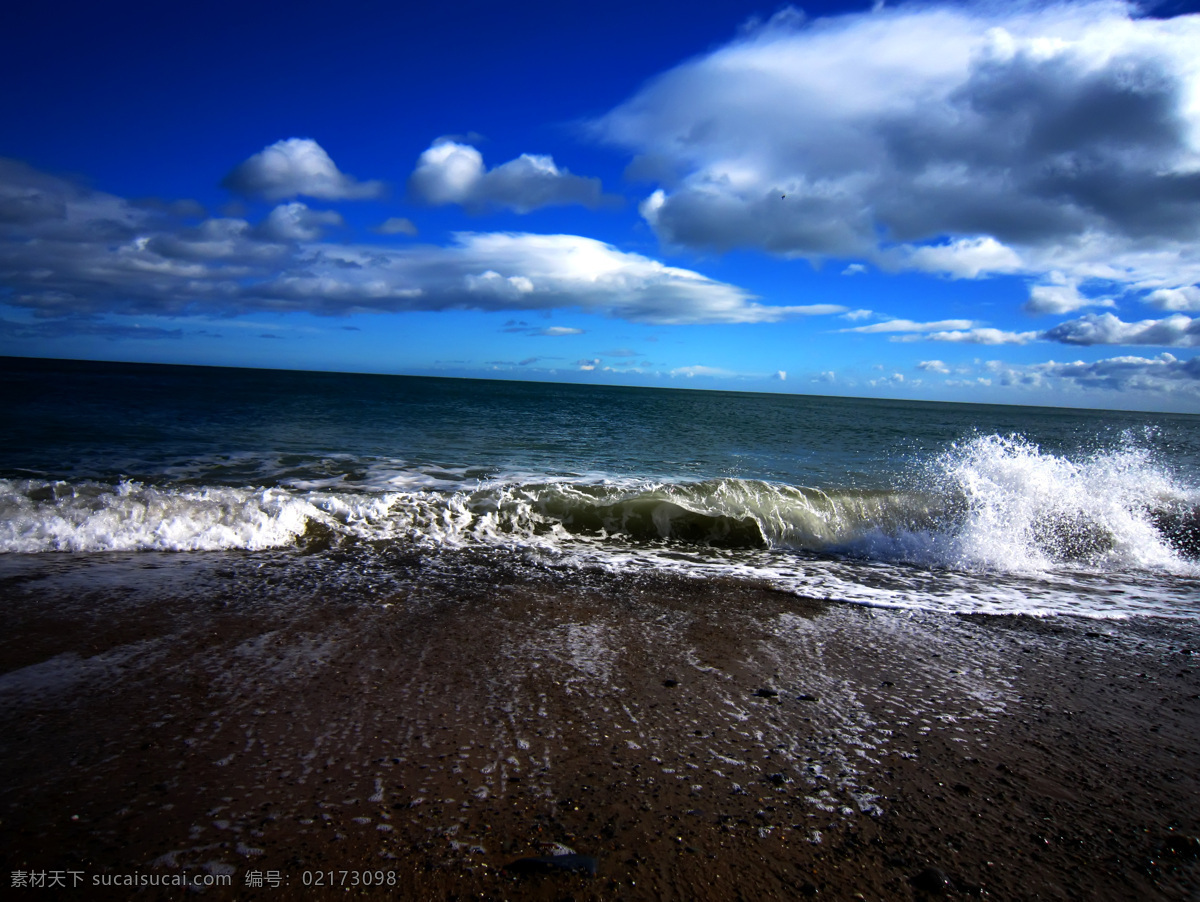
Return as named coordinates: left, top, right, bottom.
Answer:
left=0, top=480, right=317, bottom=553
left=849, top=434, right=1197, bottom=575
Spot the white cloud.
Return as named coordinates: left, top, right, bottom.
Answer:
left=598, top=2, right=1200, bottom=303
left=257, top=203, right=342, bottom=242
left=1023, top=278, right=1114, bottom=315
left=773, top=370, right=787, bottom=381
left=844, top=318, right=975, bottom=334
left=257, top=231, right=809, bottom=324
left=222, top=138, right=384, bottom=201
left=408, top=141, right=483, bottom=205
left=917, top=359, right=950, bottom=373
left=540, top=326, right=584, bottom=336
left=899, top=236, right=1023, bottom=279
left=1148, top=286, right=1200, bottom=312
left=409, top=139, right=616, bottom=213
left=989, top=353, right=1200, bottom=395
left=670, top=365, right=736, bottom=378
left=915, top=328, right=1039, bottom=345
left=0, top=160, right=831, bottom=327
left=1042, top=312, right=1200, bottom=346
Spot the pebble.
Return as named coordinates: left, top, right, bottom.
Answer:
left=910, top=866, right=953, bottom=893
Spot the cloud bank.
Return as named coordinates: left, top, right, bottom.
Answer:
left=1042, top=312, right=1200, bottom=346
left=0, top=158, right=838, bottom=327
left=599, top=2, right=1200, bottom=310
left=984, top=353, right=1200, bottom=396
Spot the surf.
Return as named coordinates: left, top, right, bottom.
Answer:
left=2, top=434, right=1194, bottom=581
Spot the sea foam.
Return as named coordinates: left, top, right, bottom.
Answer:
left=848, top=434, right=1197, bottom=575
left=0, top=480, right=317, bottom=553
left=1, top=434, right=1195, bottom=575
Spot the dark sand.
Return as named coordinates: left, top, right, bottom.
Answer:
left=2, top=552, right=1199, bottom=900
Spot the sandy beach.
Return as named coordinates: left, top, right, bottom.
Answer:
left=2, top=551, right=1199, bottom=900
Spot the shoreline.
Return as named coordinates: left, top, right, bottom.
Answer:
left=2, top=555, right=1199, bottom=899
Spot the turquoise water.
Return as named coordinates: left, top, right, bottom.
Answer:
left=2, top=357, right=1198, bottom=618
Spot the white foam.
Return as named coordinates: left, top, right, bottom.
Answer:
left=847, top=434, right=1198, bottom=576
left=0, top=479, right=318, bottom=553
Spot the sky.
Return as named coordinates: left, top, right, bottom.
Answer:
left=3, top=0, right=1200, bottom=411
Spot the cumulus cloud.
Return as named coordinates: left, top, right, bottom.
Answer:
left=598, top=2, right=1200, bottom=303
left=1023, top=278, right=1114, bottom=315
left=1148, top=286, right=1200, bottom=311
left=1042, top=312, right=1200, bottom=346
left=1038, top=353, right=1200, bottom=392
left=0, top=158, right=840, bottom=328
left=409, top=139, right=617, bottom=213
left=899, top=237, right=1023, bottom=279
left=988, top=353, right=1200, bottom=395
left=223, top=138, right=384, bottom=201
left=917, top=360, right=951, bottom=374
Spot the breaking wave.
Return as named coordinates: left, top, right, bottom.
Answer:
left=854, top=434, right=1199, bottom=574
left=1, top=435, right=1196, bottom=581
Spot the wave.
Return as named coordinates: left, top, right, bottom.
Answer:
left=0, top=481, right=317, bottom=553
left=854, top=434, right=1199, bottom=574
left=1, top=435, right=1196, bottom=580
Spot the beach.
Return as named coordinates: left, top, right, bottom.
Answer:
left=2, top=360, right=1199, bottom=899
left=3, top=550, right=1198, bottom=900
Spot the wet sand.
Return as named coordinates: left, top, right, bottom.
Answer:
left=2, top=554, right=1199, bottom=899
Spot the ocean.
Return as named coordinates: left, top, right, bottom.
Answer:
left=2, top=356, right=1198, bottom=619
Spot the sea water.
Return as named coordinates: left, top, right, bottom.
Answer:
left=1, top=357, right=1197, bottom=618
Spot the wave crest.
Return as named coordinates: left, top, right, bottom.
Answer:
left=906, top=434, right=1196, bottom=573
left=0, top=480, right=316, bottom=553
left=1, top=435, right=1195, bottom=583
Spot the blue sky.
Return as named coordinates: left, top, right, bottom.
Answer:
left=3, top=0, right=1200, bottom=411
